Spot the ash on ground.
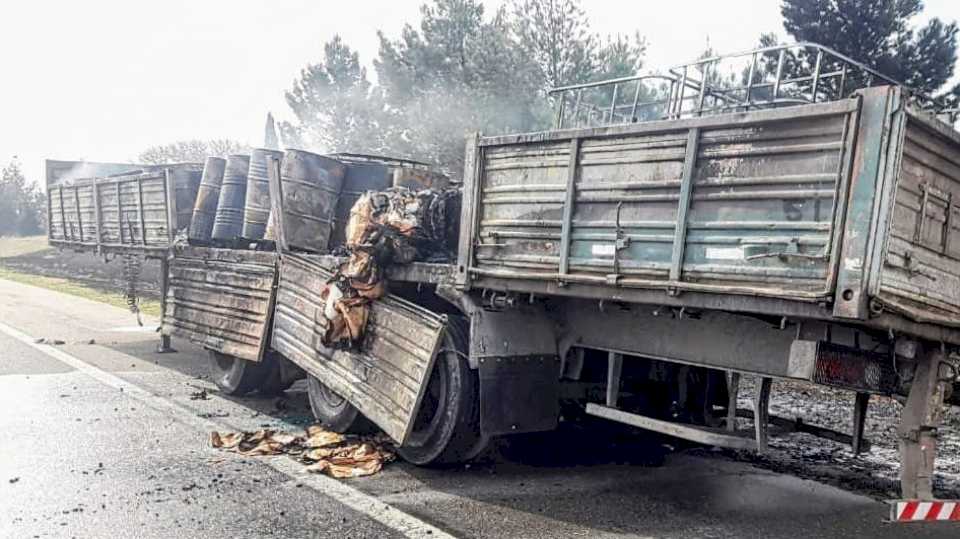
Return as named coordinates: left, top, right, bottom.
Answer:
left=702, top=378, right=960, bottom=500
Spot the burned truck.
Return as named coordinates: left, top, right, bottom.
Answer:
left=47, top=43, right=960, bottom=500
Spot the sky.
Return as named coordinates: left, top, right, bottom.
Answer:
left=0, top=0, right=958, bottom=185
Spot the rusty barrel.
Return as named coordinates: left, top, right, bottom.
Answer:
left=273, top=149, right=346, bottom=253
left=187, top=156, right=227, bottom=242
left=211, top=154, right=250, bottom=240
left=158, top=164, right=203, bottom=232
left=242, top=148, right=284, bottom=240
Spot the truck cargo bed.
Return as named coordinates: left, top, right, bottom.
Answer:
left=457, top=87, right=960, bottom=343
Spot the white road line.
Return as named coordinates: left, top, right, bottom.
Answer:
left=0, top=320, right=456, bottom=539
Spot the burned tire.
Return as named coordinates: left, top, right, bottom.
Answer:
left=208, top=350, right=291, bottom=396
left=398, top=320, right=489, bottom=466
left=307, top=376, right=367, bottom=433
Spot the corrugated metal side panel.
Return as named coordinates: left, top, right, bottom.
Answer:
left=878, top=112, right=960, bottom=324
left=473, top=141, right=570, bottom=271
left=470, top=100, right=857, bottom=299
left=47, top=172, right=172, bottom=252
left=162, top=247, right=277, bottom=362
left=271, top=253, right=446, bottom=443
left=682, top=114, right=848, bottom=291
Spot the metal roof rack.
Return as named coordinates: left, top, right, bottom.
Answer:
left=549, top=42, right=957, bottom=130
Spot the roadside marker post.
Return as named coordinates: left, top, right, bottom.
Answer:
left=890, top=500, right=960, bottom=522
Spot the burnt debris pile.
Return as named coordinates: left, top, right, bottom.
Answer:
left=320, top=186, right=461, bottom=349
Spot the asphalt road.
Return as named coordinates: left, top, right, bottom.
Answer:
left=0, top=277, right=957, bottom=538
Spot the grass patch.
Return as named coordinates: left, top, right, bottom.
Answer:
left=0, top=236, right=50, bottom=259
left=0, top=266, right=162, bottom=318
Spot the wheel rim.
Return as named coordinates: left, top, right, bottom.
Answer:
left=214, top=352, right=235, bottom=372
left=316, top=381, right=347, bottom=409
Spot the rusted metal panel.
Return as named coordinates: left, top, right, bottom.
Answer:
left=469, top=98, right=859, bottom=300
left=161, top=246, right=277, bottom=362
left=271, top=252, right=446, bottom=443
left=875, top=109, right=960, bottom=326
left=47, top=166, right=201, bottom=254
left=272, top=150, right=346, bottom=253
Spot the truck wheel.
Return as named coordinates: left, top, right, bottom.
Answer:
left=307, top=376, right=366, bottom=432
left=398, top=320, right=489, bottom=466
left=208, top=350, right=290, bottom=396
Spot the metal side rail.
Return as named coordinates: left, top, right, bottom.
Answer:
left=584, top=403, right=760, bottom=452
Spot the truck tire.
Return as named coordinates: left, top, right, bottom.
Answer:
left=398, top=320, right=489, bottom=466
left=307, top=376, right=366, bottom=433
left=208, top=350, right=291, bottom=396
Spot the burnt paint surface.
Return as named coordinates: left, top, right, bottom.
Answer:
left=161, top=246, right=277, bottom=362
left=271, top=253, right=446, bottom=443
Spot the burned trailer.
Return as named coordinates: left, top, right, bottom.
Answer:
left=446, top=43, right=960, bottom=499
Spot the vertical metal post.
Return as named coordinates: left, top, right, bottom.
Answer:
left=156, top=254, right=176, bottom=354
left=745, top=53, right=757, bottom=107
left=754, top=377, right=772, bottom=453
left=669, top=128, right=701, bottom=283
left=73, top=186, right=84, bottom=242
left=630, top=79, right=643, bottom=121
left=696, top=61, right=711, bottom=116
left=92, top=179, right=102, bottom=253
left=608, top=83, right=619, bottom=124
left=136, top=177, right=147, bottom=246
left=811, top=50, right=824, bottom=103
left=915, top=184, right=929, bottom=243
left=115, top=182, right=123, bottom=244
left=57, top=187, right=68, bottom=241
left=675, top=67, right=688, bottom=118
left=572, top=89, right=583, bottom=128
left=772, top=49, right=786, bottom=100
left=852, top=392, right=869, bottom=455
left=555, top=92, right=567, bottom=129
left=727, top=372, right=741, bottom=432
left=898, top=346, right=947, bottom=499
left=943, top=194, right=954, bottom=254
left=164, top=169, right=178, bottom=242
left=606, top=352, right=623, bottom=407
left=557, top=138, right=581, bottom=284
left=839, top=63, right=848, bottom=98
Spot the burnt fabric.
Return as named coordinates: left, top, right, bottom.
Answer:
left=210, top=425, right=395, bottom=478
left=319, top=187, right=460, bottom=348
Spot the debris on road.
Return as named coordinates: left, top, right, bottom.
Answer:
left=33, top=338, right=65, bottom=345
left=9, top=477, right=20, bottom=484
left=210, top=425, right=395, bottom=478
left=189, top=389, right=210, bottom=401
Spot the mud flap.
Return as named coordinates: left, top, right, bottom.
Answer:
left=470, top=308, right=560, bottom=436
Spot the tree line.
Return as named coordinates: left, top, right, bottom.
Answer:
left=279, top=0, right=960, bottom=177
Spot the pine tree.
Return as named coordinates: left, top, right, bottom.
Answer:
left=285, top=35, right=385, bottom=154
left=777, top=0, right=958, bottom=97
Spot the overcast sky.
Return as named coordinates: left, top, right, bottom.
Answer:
left=1, top=0, right=957, bottom=185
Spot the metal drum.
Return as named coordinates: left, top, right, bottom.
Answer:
left=275, top=149, right=346, bottom=253
left=188, top=156, right=226, bottom=242
left=159, top=164, right=203, bottom=232
left=211, top=154, right=250, bottom=241
left=242, top=148, right=284, bottom=240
